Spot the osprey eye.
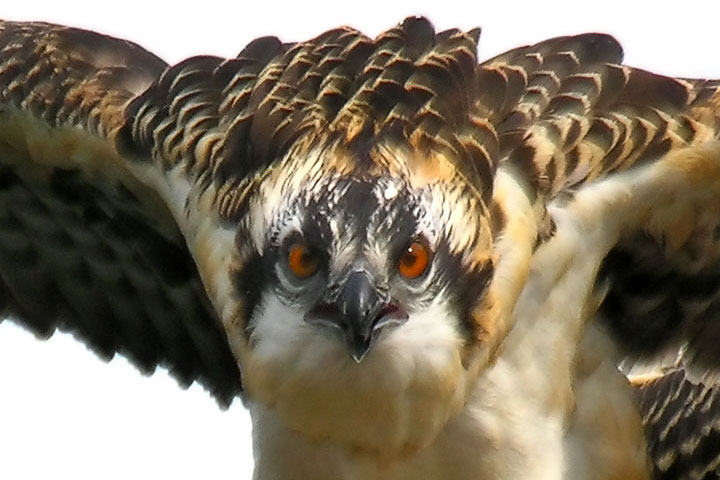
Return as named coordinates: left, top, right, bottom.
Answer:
left=398, top=241, right=431, bottom=279
left=287, top=242, right=320, bottom=279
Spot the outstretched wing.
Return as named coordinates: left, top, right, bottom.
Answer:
left=0, top=21, right=241, bottom=405
left=479, top=30, right=720, bottom=477
left=5, top=18, right=720, bottom=475
left=480, top=32, right=720, bottom=368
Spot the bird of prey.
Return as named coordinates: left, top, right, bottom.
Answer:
left=1, top=15, right=719, bottom=479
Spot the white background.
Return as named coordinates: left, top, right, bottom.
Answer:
left=1, top=1, right=719, bottom=479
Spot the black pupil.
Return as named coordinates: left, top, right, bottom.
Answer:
left=402, top=247, right=417, bottom=266
left=300, top=249, right=314, bottom=267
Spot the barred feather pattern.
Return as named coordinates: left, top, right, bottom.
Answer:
left=0, top=20, right=242, bottom=405
left=636, top=370, right=720, bottom=479
left=119, top=18, right=497, bottom=220
left=0, top=21, right=165, bottom=136
left=3, top=15, right=720, bottom=476
left=488, top=37, right=720, bottom=197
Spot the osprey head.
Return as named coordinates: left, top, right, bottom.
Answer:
left=226, top=134, right=499, bottom=453
left=206, top=17, right=505, bottom=454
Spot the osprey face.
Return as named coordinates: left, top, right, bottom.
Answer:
left=258, top=178, right=441, bottom=364
left=232, top=140, right=496, bottom=453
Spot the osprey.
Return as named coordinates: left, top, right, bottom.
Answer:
left=1, top=16, right=718, bottom=479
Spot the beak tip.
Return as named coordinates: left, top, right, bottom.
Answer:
left=346, top=334, right=372, bottom=363
left=350, top=351, right=367, bottom=363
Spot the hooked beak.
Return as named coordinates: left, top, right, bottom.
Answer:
left=305, top=271, right=408, bottom=362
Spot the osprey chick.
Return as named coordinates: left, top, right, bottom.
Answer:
left=1, top=16, right=719, bottom=479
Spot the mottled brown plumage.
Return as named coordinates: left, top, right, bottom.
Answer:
left=0, top=20, right=241, bottom=404
left=2, top=16, right=720, bottom=479
left=635, top=370, right=720, bottom=479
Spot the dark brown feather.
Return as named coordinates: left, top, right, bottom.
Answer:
left=0, top=20, right=241, bottom=405
left=635, top=370, right=720, bottom=479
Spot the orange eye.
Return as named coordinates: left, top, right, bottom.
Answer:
left=398, top=241, right=431, bottom=279
left=287, top=242, right=320, bottom=279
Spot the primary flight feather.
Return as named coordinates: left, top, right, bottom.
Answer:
left=1, top=16, right=719, bottom=479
